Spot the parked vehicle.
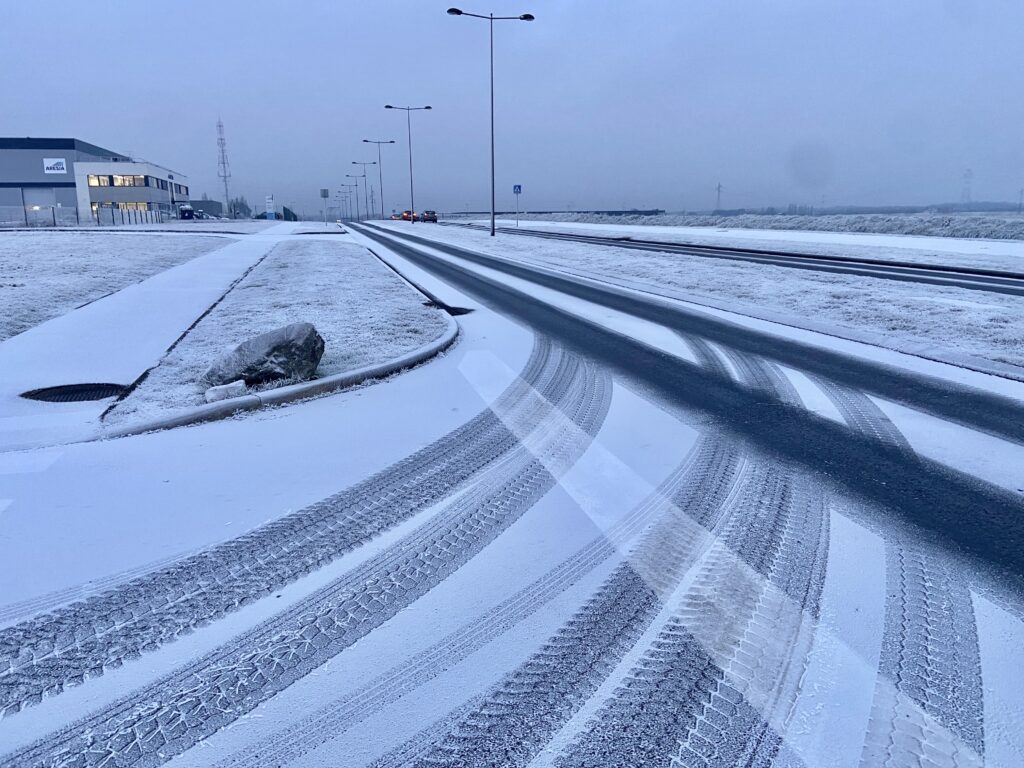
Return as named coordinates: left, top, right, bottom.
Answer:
left=421, top=210, right=438, bottom=223
left=178, top=204, right=195, bottom=220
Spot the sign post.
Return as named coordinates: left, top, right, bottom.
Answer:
left=513, top=184, right=522, bottom=227
left=320, top=188, right=329, bottom=226
left=265, top=195, right=274, bottom=221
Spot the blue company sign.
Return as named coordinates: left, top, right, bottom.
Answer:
left=513, top=185, right=522, bottom=194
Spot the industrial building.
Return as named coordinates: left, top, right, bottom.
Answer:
left=0, top=137, right=190, bottom=226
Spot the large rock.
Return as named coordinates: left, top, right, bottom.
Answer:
left=204, top=322, right=325, bottom=387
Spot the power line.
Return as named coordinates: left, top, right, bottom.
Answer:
left=217, top=118, right=232, bottom=218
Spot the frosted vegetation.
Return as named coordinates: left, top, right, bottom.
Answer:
left=104, top=238, right=449, bottom=427
left=524, top=212, right=1024, bottom=241
left=0, top=232, right=225, bottom=341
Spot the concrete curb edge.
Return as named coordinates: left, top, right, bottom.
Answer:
left=100, top=314, right=459, bottom=440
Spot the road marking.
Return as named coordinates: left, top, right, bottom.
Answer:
left=781, top=509, right=886, bottom=768
left=869, top=396, right=1024, bottom=493
left=972, top=591, right=1024, bottom=767
left=776, top=365, right=847, bottom=424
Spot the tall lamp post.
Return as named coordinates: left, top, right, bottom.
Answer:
left=447, top=7, right=534, bottom=236
left=345, top=173, right=366, bottom=221
left=351, top=161, right=377, bottom=220
left=339, top=183, right=358, bottom=221
left=385, top=104, right=432, bottom=222
left=363, top=139, right=395, bottom=219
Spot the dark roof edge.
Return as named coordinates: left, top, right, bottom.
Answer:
left=0, top=137, right=129, bottom=159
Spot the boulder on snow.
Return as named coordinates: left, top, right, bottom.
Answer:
left=204, top=322, right=325, bottom=387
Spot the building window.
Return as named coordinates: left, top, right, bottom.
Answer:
left=134, top=176, right=146, bottom=187
left=88, top=175, right=99, bottom=186
left=88, top=175, right=111, bottom=186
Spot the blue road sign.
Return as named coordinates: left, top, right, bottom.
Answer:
left=513, top=185, right=522, bottom=195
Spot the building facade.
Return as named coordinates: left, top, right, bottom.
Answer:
left=0, top=137, right=189, bottom=226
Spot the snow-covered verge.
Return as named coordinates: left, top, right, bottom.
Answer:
left=103, top=238, right=450, bottom=427
left=0, top=232, right=227, bottom=341
left=510, top=211, right=1024, bottom=242
left=456, top=218, right=1024, bottom=273
left=387, top=223, right=1024, bottom=371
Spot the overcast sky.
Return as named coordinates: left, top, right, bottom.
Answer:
left=3, top=0, right=1022, bottom=214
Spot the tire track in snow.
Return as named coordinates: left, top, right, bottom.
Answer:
left=0, top=339, right=567, bottom=718
left=374, top=437, right=745, bottom=768
left=2, top=343, right=611, bottom=768
left=214, top=434, right=709, bottom=767
left=811, top=379, right=985, bottom=768
left=540, top=348, right=829, bottom=768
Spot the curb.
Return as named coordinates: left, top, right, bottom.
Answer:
left=100, top=314, right=459, bottom=440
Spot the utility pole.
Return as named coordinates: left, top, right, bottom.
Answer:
left=715, top=182, right=723, bottom=211
left=216, top=118, right=232, bottom=218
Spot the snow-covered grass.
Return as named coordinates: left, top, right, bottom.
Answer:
left=510, top=211, right=1024, bottom=242
left=391, top=223, right=1024, bottom=370
left=0, top=232, right=227, bottom=341
left=475, top=219, right=1024, bottom=274
left=103, top=238, right=450, bottom=427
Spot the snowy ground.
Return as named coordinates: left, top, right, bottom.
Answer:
left=510, top=210, right=1024, bottom=242
left=103, top=237, right=450, bottom=427
left=1, top=222, right=1023, bottom=767
left=0, top=232, right=227, bottom=341
left=402, top=221, right=1024, bottom=371
left=458, top=218, right=1024, bottom=273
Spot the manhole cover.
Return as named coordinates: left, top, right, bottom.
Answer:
left=21, top=383, right=128, bottom=403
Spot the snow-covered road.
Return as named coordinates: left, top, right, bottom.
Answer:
left=1, top=220, right=1022, bottom=767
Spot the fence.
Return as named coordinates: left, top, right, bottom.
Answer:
left=0, top=206, right=165, bottom=228
left=93, top=207, right=164, bottom=226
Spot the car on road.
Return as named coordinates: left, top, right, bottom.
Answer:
left=401, top=210, right=415, bottom=221
left=421, top=210, right=438, bottom=223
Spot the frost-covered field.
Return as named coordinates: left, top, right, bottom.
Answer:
left=510, top=211, right=1024, bottom=242
left=475, top=219, right=1024, bottom=273
left=104, top=238, right=449, bottom=427
left=399, top=223, right=1024, bottom=370
left=0, top=232, right=227, bottom=341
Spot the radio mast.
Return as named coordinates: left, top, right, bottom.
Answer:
left=217, top=119, right=232, bottom=218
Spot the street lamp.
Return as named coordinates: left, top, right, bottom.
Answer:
left=342, top=191, right=355, bottom=221
left=447, top=7, right=534, bottom=236
left=385, top=104, right=432, bottom=223
left=339, top=184, right=356, bottom=221
left=363, top=139, right=395, bottom=220
left=352, top=161, right=377, bottom=221
left=344, top=175, right=364, bottom=219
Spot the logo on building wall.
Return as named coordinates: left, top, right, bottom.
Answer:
left=43, top=158, right=67, bottom=174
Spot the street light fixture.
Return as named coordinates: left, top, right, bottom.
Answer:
left=363, top=139, right=395, bottom=220
left=340, top=184, right=357, bottom=220
left=352, top=161, right=377, bottom=221
left=385, top=104, right=432, bottom=223
left=447, top=7, right=534, bottom=236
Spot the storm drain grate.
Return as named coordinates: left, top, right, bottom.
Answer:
left=21, top=383, right=128, bottom=403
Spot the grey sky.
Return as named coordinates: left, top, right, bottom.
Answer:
left=3, top=0, right=1022, bottom=214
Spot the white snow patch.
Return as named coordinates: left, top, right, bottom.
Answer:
left=777, top=366, right=847, bottom=424
left=0, top=231, right=226, bottom=341
left=782, top=511, right=887, bottom=768
left=869, top=397, right=1024, bottom=493
left=973, top=592, right=1024, bottom=767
